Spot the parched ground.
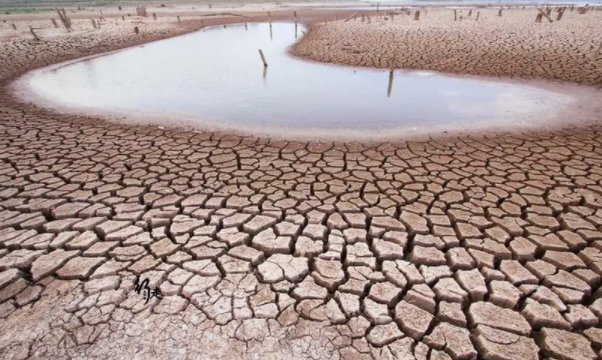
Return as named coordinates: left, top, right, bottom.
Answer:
left=292, top=7, right=602, bottom=86
left=0, top=6, right=602, bottom=360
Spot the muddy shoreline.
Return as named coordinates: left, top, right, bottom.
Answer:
left=3, top=8, right=602, bottom=143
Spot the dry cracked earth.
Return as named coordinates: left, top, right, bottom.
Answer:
left=0, top=7, right=602, bottom=360
left=292, top=8, right=602, bottom=87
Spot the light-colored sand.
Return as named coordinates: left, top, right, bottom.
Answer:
left=292, top=7, right=602, bottom=86
left=0, top=5, right=602, bottom=360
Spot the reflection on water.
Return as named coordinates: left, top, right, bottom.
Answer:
left=24, top=23, right=573, bottom=135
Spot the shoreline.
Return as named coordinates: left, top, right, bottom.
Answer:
left=4, top=8, right=602, bottom=143
left=12, top=45, right=602, bottom=143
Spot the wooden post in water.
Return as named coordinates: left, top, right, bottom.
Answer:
left=295, top=21, right=298, bottom=38
left=258, top=49, right=268, bottom=67
left=245, top=22, right=248, bottom=30
left=387, top=69, right=394, bottom=98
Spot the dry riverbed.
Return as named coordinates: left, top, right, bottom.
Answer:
left=0, top=4, right=602, bottom=360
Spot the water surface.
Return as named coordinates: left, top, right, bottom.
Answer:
left=20, top=23, right=578, bottom=139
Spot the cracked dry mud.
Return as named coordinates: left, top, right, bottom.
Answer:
left=292, top=8, right=602, bottom=86
left=1, top=7, right=602, bottom=360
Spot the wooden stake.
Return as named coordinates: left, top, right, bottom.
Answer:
left=51, top=19, right=58, bottom=28
left=29, top=26, right=40, bottom=41
left=476, top=11, right=480, bottom=21
left=414, top=10, right=420, bottom=20
left=134, top=26, right=139, bottom=34
left=258, top=49, right=268, bottom=67
left=454, top=9, right=457, bottom=21
left=56, top=8, right=72, bottom=31
left=91, top=19, right=97, bottom=29
left=245, top=22, right=248, bottom=30
left=177, top=16, right=181, bottom=23
left=11, top=23, right=16, bottom=30
left=556, top=8, right=565, bottom=21
left=344, top=13, right=357, bottom=22
left=498, top=8, right=503, bottom=17
left=537, top=8, right=554, bottom=22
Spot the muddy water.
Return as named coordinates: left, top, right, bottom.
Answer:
left=19, top=22, right=583, bottom=139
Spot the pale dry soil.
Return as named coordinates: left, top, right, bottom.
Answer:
left=292, top=8, right=602, bottom=86
left=0, top=6, right=601, bottom=360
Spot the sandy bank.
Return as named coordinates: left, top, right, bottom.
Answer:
left=291, top=7, right=602, bottom=86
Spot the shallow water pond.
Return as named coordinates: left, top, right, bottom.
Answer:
left=20, top=22, right=577, bottom=139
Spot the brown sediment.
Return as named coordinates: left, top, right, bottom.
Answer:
left=0, top=5, right=602, bottom=360
left=291, top=7, right=602, bottom=87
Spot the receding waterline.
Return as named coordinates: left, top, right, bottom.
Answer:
left=14, top=22, right=594, bottom=140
